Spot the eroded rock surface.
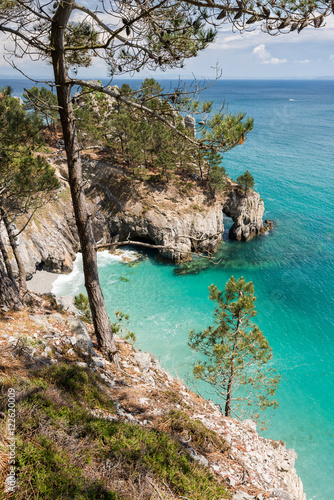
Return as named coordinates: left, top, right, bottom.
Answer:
left=110, top=180, right=267, bottom=262
left=223, top=189, right=265, bottom=241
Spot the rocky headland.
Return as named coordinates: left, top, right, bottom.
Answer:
left=4, top=154, right=272, bottom=278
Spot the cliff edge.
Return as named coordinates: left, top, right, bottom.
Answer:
left=0, top=297, right=305, bottom=500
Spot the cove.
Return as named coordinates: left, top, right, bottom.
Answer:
left=53, top=79, right=334, bottom=500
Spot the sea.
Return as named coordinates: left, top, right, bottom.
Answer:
left=3, top=78, right=334, bottom=499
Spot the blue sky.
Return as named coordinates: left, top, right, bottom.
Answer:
left=1, top=16, right=334, bottom=80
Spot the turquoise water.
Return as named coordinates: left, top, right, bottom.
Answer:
left=4, top=78, right=333, bottom=498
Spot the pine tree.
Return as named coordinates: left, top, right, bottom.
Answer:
left=189, top=276, right=280, bottom=421
left=23, top=86, right=59, bottom=133
left=236, top=170, right=255, bottom=195
left=204, top=149, right=227, bottom=194
left=0, top=88, right=59, bottom=294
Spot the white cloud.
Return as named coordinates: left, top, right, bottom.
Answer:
left=296, top=59, right=310, bottom=64
left=209, top=28, right=261, bottom=50
left=252, top=44, right=287, bottom=64
left=210, top=17, right=334, bottom=53
left=330, top=54, right=334, bottom=60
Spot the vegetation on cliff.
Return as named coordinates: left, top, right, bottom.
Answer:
left=0, top=297, right=232, bottom=500
left=0, top=295, right=305, bottom=500
left=0, top=365, right=229, bottom=499
left=0, top=86, right=59, bottom=296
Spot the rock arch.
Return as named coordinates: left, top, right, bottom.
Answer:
left=223, top=189, right=265, bottom=242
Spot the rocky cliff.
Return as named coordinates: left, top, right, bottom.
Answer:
left=108, top=164, right=267, bottom=263
left=7, top=155, right=269, bottom=276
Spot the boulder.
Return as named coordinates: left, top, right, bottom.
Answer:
left=66, top=317, right=93, bottom=354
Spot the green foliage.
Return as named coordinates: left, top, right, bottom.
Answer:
left=0, top=366, right=229, bottom=500
left=72, top=77, right=253, bottom=188
left=64, top=22, right=99, bottom=68
left=237, top=170, right=255, bottom=195
left=15, top=436, right=117, bottom=500
left=74, top=293, right=92, bottom=322
left=119, top=83, right=132, bottom=95
left=189, top=276, right=280, bottom=422
left=140, top=78, right=162, bottom=97
left=110, top=311, right=136, bottom=344
left=204, top=149, right=227, bottom=194
left=23, top=86, right=59, bottom=129
left=12, top=154, right=59, bottom=197
left=0, top=88, right=59, bottom=219
left=167, top=409, right=230, bottom=454
left=73, top=86, right=112, bottom=146
left=41, top=364, right=115, bottom=411
left=103, top=422, right=229, bottom=499
left=0, top=88, right=44, bottom=152
left=200, top=111, right=253, bottom=156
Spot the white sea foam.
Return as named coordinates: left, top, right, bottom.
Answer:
left=97, top=249, right=139, bottom=267
left=52, top=253, right=84, bottom=296
left=52, top=249, right=139, bottom=296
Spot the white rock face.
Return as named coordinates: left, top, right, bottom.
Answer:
left=111, top=185, right=265, bottom=262
left=66, top=317, right=93, bottom=353
left=223, top=189, right=265, bottom=241
left=113, top=199, right=224, bottom=262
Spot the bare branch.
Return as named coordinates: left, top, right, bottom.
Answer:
left=0, top=25, right=49, bottom=53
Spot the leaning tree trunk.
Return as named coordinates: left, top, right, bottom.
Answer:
left=0, top=211, right=27, bottom=294
left=0, top=261, right=23, bottom=309
left=0, top=229, right=18, bottom=291
left=50, top=3, right=119, bottom=365
left=224, top=370, right=234, bottom=417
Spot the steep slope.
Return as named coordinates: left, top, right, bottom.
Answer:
left=0, top=297, right=305, bottom=500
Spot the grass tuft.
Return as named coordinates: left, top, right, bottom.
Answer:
left=166, top=409, right=230, bottom=454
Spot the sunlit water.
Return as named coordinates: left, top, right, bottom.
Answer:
left=3, top=78, right=333, bottom=499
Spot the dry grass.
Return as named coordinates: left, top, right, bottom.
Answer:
left=0, top=303, right=231, bottom=500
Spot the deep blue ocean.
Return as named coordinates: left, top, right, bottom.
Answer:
left=3, top=78, right=334, bottom=499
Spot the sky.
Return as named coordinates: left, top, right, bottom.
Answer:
left=1, top=12, right=334, bottom=80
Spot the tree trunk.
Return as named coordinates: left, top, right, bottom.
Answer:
left=224, top=371, right=234, bottom=417
left=0, top=211, right=27, bottom=294
left=0, top=228, right=18, bottom=291
left=224, top=304, right=242, bottom=417
left=0, top=261, right=23, bottom=309
left=50, top=3, right=119, bottom=365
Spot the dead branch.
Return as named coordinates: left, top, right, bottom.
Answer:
left=95, top=239, right=222, bottom=263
